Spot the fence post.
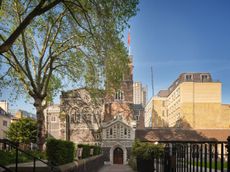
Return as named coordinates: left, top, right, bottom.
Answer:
left=164, top=144, right=170, bottom=172
left=171, top=144, right=176, bottom=172
left=227, top=136, right=230, bottom=172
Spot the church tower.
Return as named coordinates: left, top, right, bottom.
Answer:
left=103, top=56, right=134, bottom=123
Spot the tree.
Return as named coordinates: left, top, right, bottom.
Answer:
left=6, top=118, right=37, bottom=149
left=0, top=0, right=62, bottom=53
left=0, top=0, right=139, bottom=150
left=0, top=0, right=139, bottom=54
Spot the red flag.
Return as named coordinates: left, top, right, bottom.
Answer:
left=128, top=32, right=131, bottom=45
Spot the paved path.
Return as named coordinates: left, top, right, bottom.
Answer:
left=98, top=164, right=134, bottom=172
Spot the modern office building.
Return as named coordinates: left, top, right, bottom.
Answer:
left=0, top=107, right=11, bottom=139
left=0, top=100, right=9, bottom=113
left=133, top=82, right=147, bottom=106
left=151, top=73, right=230, bottom=128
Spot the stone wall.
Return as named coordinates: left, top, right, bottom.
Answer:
left=57, top=155, right=104, bottom=172
left=102, top=147, right=110, bottom=162
left=126, top=147, right=132, bottom=160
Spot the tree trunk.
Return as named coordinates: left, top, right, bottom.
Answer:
left=34, top=98, right=46, bottom=151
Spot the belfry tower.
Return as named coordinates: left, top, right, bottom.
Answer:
left=104, top=30, right=134, bottom=123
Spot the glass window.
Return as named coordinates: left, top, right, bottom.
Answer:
left=201, top=75, right=208, bottom=81
left=115, top=90, right=124, bottom=100
left=124, top=128, right=127, bottom=135
left=185, top=74, right=192, bottom=81
left=110, top=128, right=113, bottom=135
left=3, top=120, right=7, bottom=127
left=51, top=116, right=56, bottom=122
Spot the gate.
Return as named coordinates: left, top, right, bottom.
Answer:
left=151, top=136, right=230, bottom=172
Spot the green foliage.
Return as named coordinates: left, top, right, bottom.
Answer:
left=131, top=140, right=164, bottom=160
left=0, top=150, right=46, bottom=166
left=6, top=118, right=37, bottom=145
left=46, top=139, right=75, bottom=165
left=77, top=144, right=101, bottom=159
left=0, top=0, right=139, bottom=99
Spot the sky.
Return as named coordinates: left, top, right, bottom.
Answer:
left=125, top=0, right=230, bottom=103
left=1, top=0, right=230, bottom=113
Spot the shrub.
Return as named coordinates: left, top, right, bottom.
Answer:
left=0, top=150, right=47, bottom=166
left=46, top=139, right=75, bottom=165
left=77, top=144, right=101, bottom=159
left=0, top=150, right=15, bottom=166
left=29, top=150, right=47, bottom=160
left=132, top=140, right=164, bottom=160
left=93, top=146, right=101, bottom=156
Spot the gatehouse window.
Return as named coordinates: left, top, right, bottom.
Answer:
left=128, top=129, right=131, bottom=138
left=124, top=128, right=127, bottom=135
left=110, top=128, right=113, bottom=135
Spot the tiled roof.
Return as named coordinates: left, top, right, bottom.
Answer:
left=135, top=128, right=230, bottom=142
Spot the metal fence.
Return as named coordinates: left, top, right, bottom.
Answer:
left=152, top=137, right=230, bottom=172
left=0, top=139, right=55, bottom=172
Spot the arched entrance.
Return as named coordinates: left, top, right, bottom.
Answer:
left=113, top=147, right=123, bottom=164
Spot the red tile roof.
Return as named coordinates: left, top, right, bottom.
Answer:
left=136, top=128, right=230, bottom=142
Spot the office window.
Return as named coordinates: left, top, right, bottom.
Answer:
left=185, top=74, right=192, bottom=81
left=3, top=120, right=7, bottom=127
left=51, top=116, right=56, bottom=122
left=201, top=74, right=208, bottom=81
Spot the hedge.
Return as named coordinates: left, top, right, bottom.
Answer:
left=131, top=140, right=164, bottom=160
left=46, top=139, right=75, bottom=165
left=77, top=144, right=101, bottom=159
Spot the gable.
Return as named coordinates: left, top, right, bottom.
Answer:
left=102, top=119, right=135, bottom=140
left=102, top=118, right=131, bottom=129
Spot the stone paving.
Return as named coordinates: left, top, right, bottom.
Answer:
left=98, top=164, right=134, bottom=172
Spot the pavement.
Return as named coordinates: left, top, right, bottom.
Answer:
left=98, top=164, right=135, bottom=172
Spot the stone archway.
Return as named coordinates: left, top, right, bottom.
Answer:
left=110, top=144, right=127, bottom=164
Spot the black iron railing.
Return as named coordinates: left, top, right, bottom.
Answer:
left=150, top=137, right=230, bottom=172
left=0, top=139, right=55, bottom=172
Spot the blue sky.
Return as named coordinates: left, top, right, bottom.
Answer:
left=125, top=0, right=230, bottom=103
left=2, top=0, right=230, bottom=113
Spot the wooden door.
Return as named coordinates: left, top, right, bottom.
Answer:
left=113, top=147, right=123, bottom=164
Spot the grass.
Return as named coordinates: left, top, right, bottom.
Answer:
left=188, top=161, right=228, bottom=170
